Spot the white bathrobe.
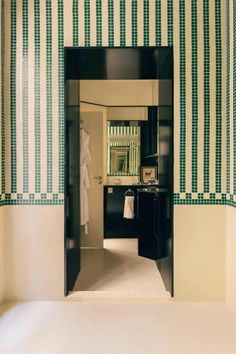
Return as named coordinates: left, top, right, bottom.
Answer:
left=80, top=127, right=91, bottom=234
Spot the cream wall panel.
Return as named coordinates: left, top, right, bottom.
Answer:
left=226, top=206, right=236, bottom=312
left=102, top=0, right=108, bottom=46
left=78, top=0, right=85, bottom=47
left=174, top=205, right=226, bottom=301
left=90, top=0, right=96, bottom=46
left=161, top=0, right=168, bottom=46
left=125, top=0, right=131, bottom=46
left=0, top=207, right=6, bottom=304
left=5, top=206, right=64, bottom=301
left=113, top=0, right=120, bottom=46
left=137, top=0, right=143, bottom=47
left=107, top=107, right=147, bottom=121
left=80, top=80, right=158, bottom=106
left=149, top=0, right=155, bottom=46
left=64, top=0, right=72, bottom=46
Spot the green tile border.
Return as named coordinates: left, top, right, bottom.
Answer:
left=179, top=0, right=186, bottom=193
left=120, top=0, right=126, bottom=47
left=215, top=0, right=222, bottom=193
left=174, top=193, right=226, bottom=205
left=155, top=0, right=161, bottom=46
left=34, top=0, right=41, bottom=193
left=0, top=193, right=64, bottom=206
left=96, top=0, right=102, bottom=46
left=10, top=0, right=17, bottom=193
left=72, top=0, right=78, bottom=47
left=191, top=0, right=198, bottom=193
left=131, top=0, right=137, bottom=47
left=22, top=0, right=29, bottom=193
left=58, top=0, right=64, bottom=194
left=1, top=0, right=5, bottom=195
left=203, top=0, right=210, bottom=193
left=143, top=0, right=149, bottom=46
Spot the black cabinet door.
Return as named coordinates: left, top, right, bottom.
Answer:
left=137, top=191, right=158, bottom=260
left=104, top=186, right=137, bottom=238
left=137, top=191, right=168, bottom=260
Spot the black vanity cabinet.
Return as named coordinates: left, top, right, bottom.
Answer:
left=137, top=188, right=169, bottom=260
left=104, top=185, right=138, bottom=238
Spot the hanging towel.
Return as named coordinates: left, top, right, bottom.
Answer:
left=123, top=196, right=135, bottom=219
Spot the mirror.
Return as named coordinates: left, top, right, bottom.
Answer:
left=107, top=121, right=141, bottom=176
left=110, top=146, right=129, bottom=174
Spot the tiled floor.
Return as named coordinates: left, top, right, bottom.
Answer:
left=0, top=301, right=236, bottom=354
left=72, top=238, right=169, bottom=299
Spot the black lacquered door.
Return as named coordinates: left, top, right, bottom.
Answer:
left=137, top=190, right=167, bottom=261
left=65, top=105, right=80, bottom=294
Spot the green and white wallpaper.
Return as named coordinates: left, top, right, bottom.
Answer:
left=0, top=0, right=234, bottom=206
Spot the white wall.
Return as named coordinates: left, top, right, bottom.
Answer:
left=4, top=206, right=64, bottom=301
left=174, top=205, right=226, bottom=301
left=0, top=207, right=6, bottom=304
left=226, top=206, right=236, bottom=312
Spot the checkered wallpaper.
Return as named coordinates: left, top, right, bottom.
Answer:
left=0, top=0, right=233, bottom=206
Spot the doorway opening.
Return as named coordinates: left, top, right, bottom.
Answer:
left=64, top=48, right=173, bottom=299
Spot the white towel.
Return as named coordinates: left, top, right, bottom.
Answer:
left=123, top=196, right=135, bottom=219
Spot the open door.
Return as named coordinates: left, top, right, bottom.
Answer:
left=80, top=108, right=105, bottom=248
left=64, top=81, right=80, bottom=294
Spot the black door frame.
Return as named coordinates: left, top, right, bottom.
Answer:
left=64, top=47, right=174, bottom=296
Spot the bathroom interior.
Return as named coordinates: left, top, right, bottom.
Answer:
left=64, top=48, right=173, bottom=298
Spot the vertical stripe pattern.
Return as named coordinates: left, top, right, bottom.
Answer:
left=203, top=0, right=210, bottom=193
left=120, top=0, right=125, bottom=46
left=58, top=0, right=64, bottom=194
left=234, top=0, right=236, bottom=195
left=191, top=0, right=198, bottom=192
left=131, top=0, right=137, bottom=47
left=143, top=0, right=149, bottom=46
left=34, top=0, right=41, bottom=193
left=96, top=0, right=102, bottom=46
left=179, top=0, right=186, bottom=193
left=226, top=0, right=230, bottom=194
left=108, top=0, right=114, bottom=47
left=84, top=0, right=90, bottom=46
left=22, top=0, right=29, bottom=193
left=72, top=0, right=78, bottom=47
left=1, top=0, right=5, bottom=195
left=46, top=0, right=52, bottom=193
left=155, top=0, right=161, bottom=46
left=167, top=0, right=173, bottom=46
left=0, top=0, right=231, bottom=206
left=10, top=0, right=17, bottom=193
left=215, top=0, right=222, bottom=193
